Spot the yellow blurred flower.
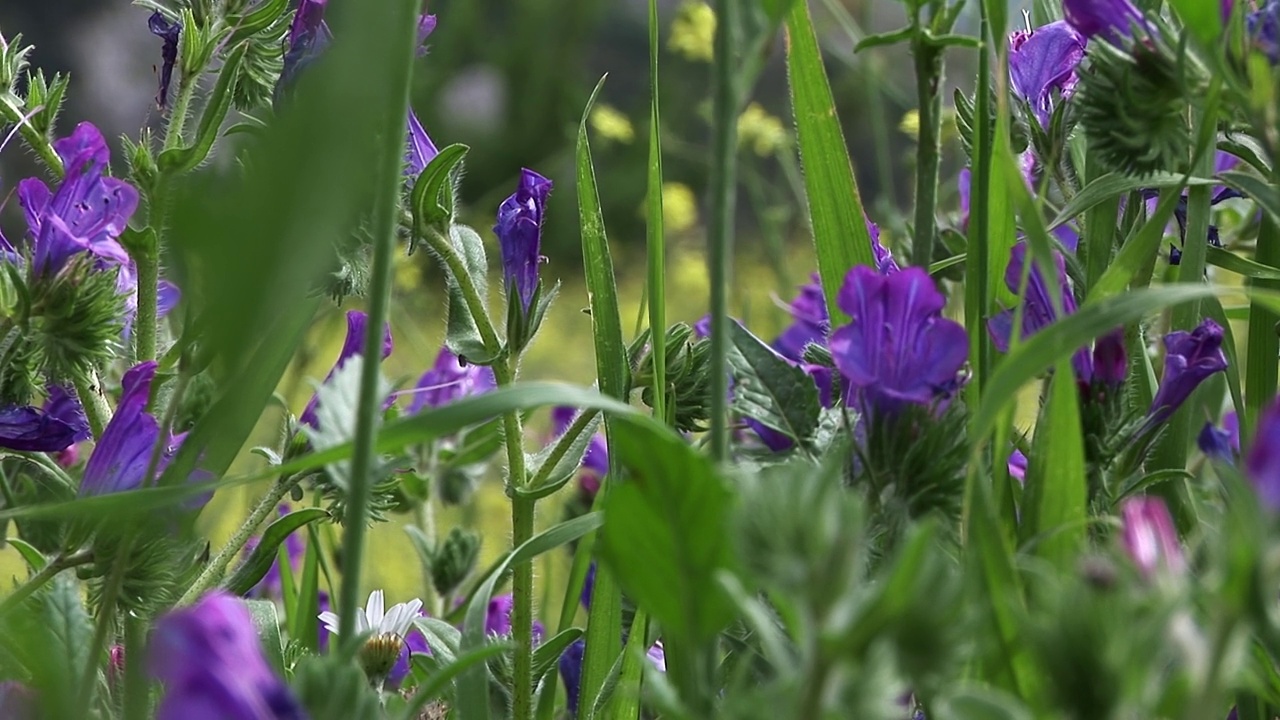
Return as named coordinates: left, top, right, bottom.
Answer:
left=669, top=2, right=716, bottom=63
left=394, top=252, right=420, bottom=292
left=738, top=102, right=788, bottom=156
left=899, top=109, right=920, bottom=139
left=655, top=182, right=698, bottom=233
left=589, top=104, right=635, bottom=144
left=901, top=107, right=960, bottom=144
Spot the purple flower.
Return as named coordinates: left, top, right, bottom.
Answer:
left=148, top=12, right=181, bottom=109
left=16, top=123, right=136, bottom=278
left=1063, top=0, right=1149, bottom=41
left=1198, top=411, right=1239, bottom=462
left=1144, top=319, right=1228, bottom=430
left=299, top=310, right=393, bottom=428
left=1008, top=21, right=1086, bottom=127
left=559, top=639, right=586, bottom=716
left=79, top=362, right=203, bottom=503
left=1008, top=448, right=1028, bottom=483
left=550, top=406, right=607, bottom=497
left=1090, top=329, right=1127, bottom=388
left=1119, top=496, right=1185, bottom=579
left=1250, top=1, right=1280, bottom=63
left=1247, top=399, right=1280, bottom=510
left=386, top=626, right=430, bottom=691
left=495, top=169, right=553, bottom=313
left=868, top=219, right=899, bottom=275
left=989, top=242, right=1093, bottom=381
left=44, top=386, right=90, bottom=442
left=279, top=0, right=330, bottom=92
left=0, top=681, right=35, bottom=719
left=417, top=13, right=438, bottom=56
left=150, top=592, right=307, bottom=720
left=483, top=594, right=544, bottom=641
left=404, top=347, right=494, bottom=415
left=405, top=111, right=440, bottom=178
left=829, top=265, right=968, bottom=414
left=773, top=274, right=829, bottom=363
left=0, top=403, right=82, bottom=452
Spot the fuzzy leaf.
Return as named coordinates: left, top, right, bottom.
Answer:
left=442, top=225, right=495, bottom=364
left=245, top=598, right=286, bottom=673
left=726, top=321, right=820, bottom=448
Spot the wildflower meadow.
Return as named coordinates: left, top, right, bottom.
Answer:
left=2, top=0, right=1280, bottom=718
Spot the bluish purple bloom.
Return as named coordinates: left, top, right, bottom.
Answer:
left=1008, top=448, right=1028, bottom=483
left=1063, top=0, right=1149, bottom=42
left=989, top=242, right=1093, bottom=381
left=559, top=639, right=586, bottom=716
left=16, top=123, right=136, bottom=278
left=495, top=169, right=553, bottom=312
left=1008, top=21, right=1086, bottom=127
left=1090, top=329, right=1127, bottom=388
left=1250, top=1, right=1280, bottom=63
left=417, top=13, right=438, bottom=56
left=1198, top=411, right=1239, bottom=462
left=150, top=592, right=307, bottom=720
left=772, top=275, right=828, bottom=363
left=0, top=403, right=83, bottom=452
left=551, top=406, right=607, bottom=497
left=579, top=562, right=597, bottom=609
left=1119, top=496, right=1185, bottom=579
left=828, top=266, right=967, bottom=415
left=79, top=362, right=202, bottom=502
left=404, top=346, right=494, bottom=415
left=483, top=594, right=544, bottom=641
left=405, top=111, right=440, bottom=178
left=386, top=626, right=430, bottom=691
left=277, top=0, right=330, bottom=98
left=299, top=310, right=393, bottom=428
left=1144, top=319, right=1228, bottom=430
left=148, top=12, right=180, bottom=109
left=1247, top=398, right=1280, bottom=510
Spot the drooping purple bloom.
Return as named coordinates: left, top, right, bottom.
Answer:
left=79, top=362, right=200, bottom=501
left=828, top=266, right=968, bottom=415
left=16, top=123, right=136, bottom=278
left=1008, top=21, right=1086, bottom=127
left=559, top=639, right=586, bottom=716
left=1063, top=0, right=1150, bottom=42
left=150, top=592, right=307, bottom=720
left=551, top=406, right=607, bottom=497
left=404, top=346, right=494, bottom=415
left=989, top=242, right=1093, bottom=381
left=0, top=403, right=82, bottom=452
left=1119, top=496, right=1185, bottom=579
left=299, top=310, right=393, bottom=428
left=405, top=111, right=440, bottom=178
left=1143, top=319, right=1228, bottom=430
left=494, top=169, right=553, bottom=312
left=417, top=13, right=438, bottom=56
left=1246, top=399, right=1280, bottom=510
left=148, top=12, right=181, bottom=109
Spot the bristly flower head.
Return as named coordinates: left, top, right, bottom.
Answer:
left=1009, top=20, right=1086, bottom=127
left=1063, top=0, right=1149, bottom=42
left=1247, top=398, right=1280, bottom=510
left=1119, top=496, right=1185, bottom=580
left=404, top=346, right=494, bottom=414
left=147, top=12, right=180, bottom=110
left=1143, top=319, right=1228, bottom=431
left=495, top=169, right=553, bottom=313
left=828, top=265, right=968, bottom=415
left=300, top=310, right=393, bottom=427
left=150, top=592, right=307, bottom=720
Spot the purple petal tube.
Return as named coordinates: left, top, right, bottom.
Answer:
left=1008, top=21, right=1085, bottom=127
left=1119, top=496, right=1185, bottom=579
left=1144, top=319, right=1228, bottom=430
left=828, top=266, right=968, bottom=415
left=299, top=310, right=394, bottom=427
left=0, top=404, right=81, bottom=452
left=494, top=169, right=553, bottom=312
left=1247, top=399, right=1280, bottom=510
left=80, top=362, right=186, bottom=497
left=405, top=111, right=440, bottom=178
left=405, top=347, right=494, bottom=414
left=1063, top=0, right=1149, bottom=41
left=1090, top=329, right=1127, bottom=388
left=150, top=592, right=307, bottom=720
left=559, top=639, right=586, bottom=717
left=148, top=12, right=181, bottom=109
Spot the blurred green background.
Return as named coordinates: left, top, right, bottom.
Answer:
left=0, top=0, right=982, bottom=620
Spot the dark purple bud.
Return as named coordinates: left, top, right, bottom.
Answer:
left=1144, top=319, right=1228, bottom=429
left=1247, top=399, right=1280, bottom=510
left=0, top=404, right=81, bottom=452
left=300, top=310, right=393, bottom=427
left=405, top=346, right=494, bottom=414
left=148, top=12, right=181, bottom=110
left=485, top=594, right=514, bottom=636
left=829, top=266, right=968, bottom=415
left=579, top=562, right=596, bottom=610
left=1119, top=496, right=1185, bottom=579
left=1063, top=0, right=1150, bottom=41
left=1008, top=21, right=1085, bottom=127
left=417, top=13, right=438, bottom=56
left=1091, top=328, right=1127, bottom=387
left=1198, top=421, right=1235, bottom=463
left=559, top=639, right=586, bottom=717
left=494, top=169, right=553, bottom=313
left=150, top=592, right=306, bottom=720
left=1008, top=449, right=1028, bottom=484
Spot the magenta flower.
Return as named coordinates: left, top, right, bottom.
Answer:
left=1119, top=496, right=1185, bottom=579
left=150, top=592, right=306, bottom=720
left=299, top=310, right=393, bottom=428
left=828, top=265, right=968, bottom=414
left=1143, top=319, right=1228, bottom=430
left=148, top=12, right=180, bottom=109
left=1008, top=21, right=1086, bottom=127
left=1063, top=0, right=1149, bottom=41
left=404, top=346, right=494, bottom=414
left=1247, top=399, right=1280, bottom=510
left=495, top=169, right=553, bottom=312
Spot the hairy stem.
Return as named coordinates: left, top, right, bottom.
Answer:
left=0, top=549, right=93, bottom=618
left=708, top=0, right=739, bottom=463
left=73, top=372, right=112, bottom=439
left=910, top=38, right=943, bottom=268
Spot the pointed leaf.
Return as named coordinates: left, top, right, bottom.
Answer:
left=224, top=508, right=329, bottom=596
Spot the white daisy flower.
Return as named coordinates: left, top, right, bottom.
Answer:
left=319, top=589, right=422, bottom=639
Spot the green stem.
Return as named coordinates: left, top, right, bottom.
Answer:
left=162, top=78, right=198, bottom=153
left=73, top=372, right=112, bottom=439
left=910, top=37, right=943, bottom=268
left=0, top=549, right=93, bottom=618
left=122, top=614, right=149, bottom=720
left=1244, top=199, right=1280, bottom=445
left=708, top=0, right=739, bottom=463
left=1081, top=152, right=1119, bottom=294
left=134, top=230, right=160, bottom=362
left=177, top=474, right=302, bottom=605
left=494, top=355, right=535, bottom=720
left=964, top=4, right=994, bottom=403
left=337, top=0, right=420, bottom=648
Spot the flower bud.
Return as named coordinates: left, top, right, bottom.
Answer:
left=1119, top=496, right=1185, bottom=580
left=429, top=527, right=480, bottom=599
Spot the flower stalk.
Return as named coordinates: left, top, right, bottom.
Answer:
left=910, top=35, right=944, bottom=269
left=708, top=0, right=739, bottom=463
left=73, top=372, right=112, bottom=439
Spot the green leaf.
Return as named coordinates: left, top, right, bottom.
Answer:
left=245, top=598, right=286, bottom=673
left=455, top=514, right=604, bottom=720
left=441, top=225, right=495, bottom=364
left=1085, top=189, right=1185, bottom=302
left=854, top=26, right=915, bottom=51
left=226, top=0, right=290, bottom=45
left=410, top=143, right=469, bottom=234
left=602, top=611, right=648, bottom=719
left=413, top=616, right=463, bottom=666
left=1168, top=0, right=1226, bottom=45
left=41, top=574, right=93, bottom=705
left=6, top=538, right=47, bottom=572
left=937, top=689, right=1033, bottom=720
left=157, top=43, right=247, bottom=175
left=403, top=643, right=512, bottom=720
left=576, top=73, right=630, bottom=720
left=301, top=357, right=393, bottom=490
left=1207, top=246, right=1280, bottom=280
left=1023, top=364, right=1087, bottom=567
left=288, top=525, right=322, bottom=653
left=598, top=418, right=735, bottom=645
left=646, top=0, right=668, bottom=426
left=223, top=508, right=328, bottom=595
left=785, top=0, right=876, bottom=324
left=1221, top=170, right=1280, bottom=227
left=523, top=412, right=602, bottom=498
left=1048, top=172, right=1215, bottom=231
left=726, top=320, right=820, bottom=448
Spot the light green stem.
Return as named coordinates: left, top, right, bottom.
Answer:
left=910, top=36, right=943, bottom=268
left=707, top=0, right=739, bottom=463
left=73, top=372, right=112, bottom=439
left=0, top=549, right=93, bottom=618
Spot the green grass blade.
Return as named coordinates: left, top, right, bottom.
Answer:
left=1024, top=364, right=1087, bottom=567
left=1245, top=213, right=1280, bottom=444
left=646, top=0, right=667, bottom=427
left=784, top=0, right=876, bottom=325
left=576, top=75, right=629, bottom=720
